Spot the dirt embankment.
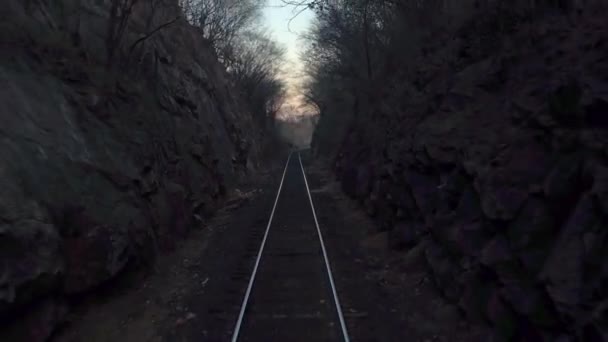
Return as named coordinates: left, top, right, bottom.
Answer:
left=0, top=1, right=280, bottom=340
left=50, top=157, right=488, bottom=342
left=313, top=7, right=608, bottom=341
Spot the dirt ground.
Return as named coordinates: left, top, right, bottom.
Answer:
left=304, top=161, right=488, bottom=342
left=52, top=158, right=488, bottom=342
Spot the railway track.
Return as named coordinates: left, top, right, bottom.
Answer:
left=229, top=152, right=350, bottom=342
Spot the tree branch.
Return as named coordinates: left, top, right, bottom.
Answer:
left=127, top=16, right=182, bottom=63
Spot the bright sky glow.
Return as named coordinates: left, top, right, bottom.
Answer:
left=263, top=0, right=313, bottom=70
left=263, top=0, right=314, bottom=116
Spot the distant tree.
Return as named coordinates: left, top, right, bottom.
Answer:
left=179, top=0, right=265, bottom=62
left=298, top=0, right=586, bottom=120
left=227, top=29, right=287, bottom=122
left=176, top=0, right=286, bottom=124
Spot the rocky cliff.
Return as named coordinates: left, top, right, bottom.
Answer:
left=313, top=7, right=608, bottom=341
left=0, top=0, right=277, bottom=340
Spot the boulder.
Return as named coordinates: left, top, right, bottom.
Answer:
left=481, top=235, right=514, bottom=266
left=480, top=235, right=532, bottom=289
left=543, top=154, right=582, bottom=203
left=476, top=184, right=529, bottom=221
left=540, top=233, right=585, bottom=317
left=355, top=164, right=373, bottom=198
left=425, top=240, right=461, bottom=301
left=150, top=181, right=193, bottom=251
left=500, top=285, right=559, bottom=328
left=581, top=226, right=608, bottom=301
left=453, top=221, right=490, bottom=257
left=340, top=165, right=359, bottom=198
left=424, top=143, right=458, bottom=166
left=0, top=299, right=67, bottom=342
left=458, top=268, right=493, bottom=324
left=454, top=186, right=484, bottom=221
left=561, top=194, right=599, bottom=235
left=62, top=224, right=131, bottom=294
left=388, top=221, right=424, bottom=250
left=507, top=199, right=556, bottom=251
left=394, top=187, right=419, bottom=220
left=486, top=290, right=518, bottom=341
left=518, top=245, right=554, bottom=277
left=506, top=199, right=557, bottom=276
left=0, top=220, right=63, bottom=317
left=590, top=165, right=608, bottom=215
left=585, top=98, right=608, bottom=128
left=475, top=142, right=552, bottom=220
left=398, top=238, right=430, bottom=273
left=165, top=181, right=191, bottom=237
left=440, top=169, right=470, bottom=208
left=405, top=170, right=440, bottom=221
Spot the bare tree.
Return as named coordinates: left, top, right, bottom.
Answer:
left=227, top=29, right=287, bottom=122
left=176, top=0, right=286, bottom=123
left=300, top=0, right=587, bottom=118
left=126, top=16, right=181, bottom=65
left=179, top=0, right=264, bottom=61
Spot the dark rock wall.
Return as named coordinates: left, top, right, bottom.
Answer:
left=314, top=8, right=608, bottom=341
left=0, top=0, right=274, bottom=339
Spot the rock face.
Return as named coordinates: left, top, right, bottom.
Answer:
left=313, top=7, right=608, bottom=341
left=0, top=0, right=274, bottom=339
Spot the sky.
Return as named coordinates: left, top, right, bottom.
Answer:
left=263, top=0, right=313, bottom=72
left=262, top=1, right=315, bottom=116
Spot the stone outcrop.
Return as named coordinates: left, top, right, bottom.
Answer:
left=0, top=0, right=276, bottom=340
left=313, top=7, right=608, bottom=341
